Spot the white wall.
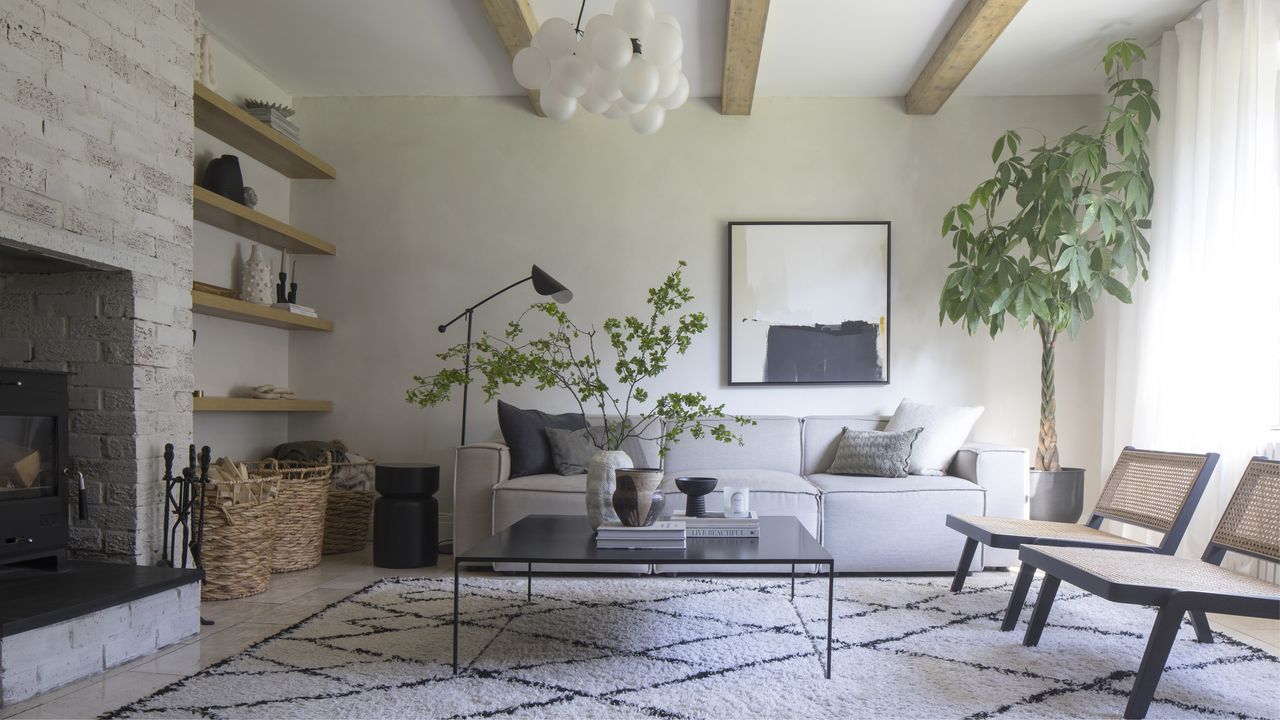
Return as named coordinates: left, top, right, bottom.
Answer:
left=287, top=95, right=1109, bottom=534
left=192, top=34, right=294, bottom=459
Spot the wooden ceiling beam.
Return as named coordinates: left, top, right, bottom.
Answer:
left=721, top=0, right=770, bottom=115
left=905, top=0, right=1027, bottom=115
left=479, top=0, right=544, bottom=116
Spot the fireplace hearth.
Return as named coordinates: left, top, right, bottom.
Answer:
left=0, top=368, right=72, bottom=570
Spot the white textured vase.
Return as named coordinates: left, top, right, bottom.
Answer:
left=239, top=245, right=275, bottom=306
left=586, top=450, right=630, bottom=530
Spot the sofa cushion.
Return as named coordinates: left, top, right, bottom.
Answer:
left=826, top=427, right=922, bottom=477
left=662, top=416, right=802, bottom=474
left=807, top=473, right=983, bottom=494
left=801, top=415, right=886, bottom=475
left=662, top=469, right=818, bottom=496
left=494, top=472, right=584, bottom=494
left=884, top=399, right=984, bottom=476
left=497, top=401, right=586, bottom=478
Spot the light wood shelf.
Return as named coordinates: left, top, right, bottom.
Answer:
left=191, top=289, right=333, bottom=332
left=194, top=397, right=333, bottom=413
left=194, top=82, right=336, bottom=179
left=193, top=186, right=335, bottom=256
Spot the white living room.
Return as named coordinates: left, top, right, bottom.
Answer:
left=0, top=0, right=1277, bottom=718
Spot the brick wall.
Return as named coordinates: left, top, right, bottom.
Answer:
left=0, top=0, right=196, bottom=563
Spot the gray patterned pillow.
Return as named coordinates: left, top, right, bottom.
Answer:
left=826, top=427, right=923, bottom=478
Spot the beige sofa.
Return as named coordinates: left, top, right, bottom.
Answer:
left=453, top=415, right=1029, bottom=574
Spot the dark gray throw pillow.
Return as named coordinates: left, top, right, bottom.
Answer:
left=545, top=427, right=599, bottom=475
left=545, top=425, right=658, bottom=476
left=827, top=427, right=923, bottom=478
left=497, top=400, right=586, bottom=478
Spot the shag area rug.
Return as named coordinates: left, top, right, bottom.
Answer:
left=105, top=573, right=1278, bottom=719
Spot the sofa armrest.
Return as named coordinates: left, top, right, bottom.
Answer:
left=453, top=442, right=509, bottom=556
left=950, top=443, right=1029, bottom=521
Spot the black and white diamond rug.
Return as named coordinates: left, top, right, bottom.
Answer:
left=105, top=573, right=1278, bottom=719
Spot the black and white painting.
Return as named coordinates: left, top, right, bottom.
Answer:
left=728, top=222, right=890, bottom=385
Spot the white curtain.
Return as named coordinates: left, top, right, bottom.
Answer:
left=1101, top=0, right=1280, bottom=571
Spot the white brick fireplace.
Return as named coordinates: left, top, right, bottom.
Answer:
left=0, top=0, right=196, bottom=563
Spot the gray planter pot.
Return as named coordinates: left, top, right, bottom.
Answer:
left=1029, top=467, right=1086, bottom=522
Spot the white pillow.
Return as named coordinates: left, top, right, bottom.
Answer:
left=884, top=399, right=984, bottom=476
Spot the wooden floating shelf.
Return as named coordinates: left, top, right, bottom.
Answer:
left=194, top=82, right=336, bottom=179
left=193, top=186, right=335, bottom=256
left=191, top=289, right=333, bottom=332
left=194, top=397, right=333, bottom=413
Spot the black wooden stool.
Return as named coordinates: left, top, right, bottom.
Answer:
left=373, top=463, right=440, bottom=568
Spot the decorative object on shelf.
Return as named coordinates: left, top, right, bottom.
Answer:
left=431, top=264, right=574, bottom=446
left=276, top=249, right=289, bottom=303
left=242, top=186, right=258, bottom=209
left=722, top=486, right=750, bottom=518
left=410, top=261, right=753, bottom=530
left=247, top=385, right=296, bottom=400
left=200, top=154, right=245, bottom=204
left=239, top=244, right=275, bottom=306
left=289, top=259, right=298, bottom=303
left=674, top=476, right=716, bottom=517
left=937, top=41, right=1157, bottom=520
left=244, top=99, right=295, bottom=117
left=244, top=100, right=300, bottom=143
left=271, top=302, right=317, bottom=317
left=729, top=221, right=891, bottom=385
left=192, top=280, right=236, bottom=299
left=511, top=0, right=688, bottom=134
left=611, top=467, right=666, bottom=526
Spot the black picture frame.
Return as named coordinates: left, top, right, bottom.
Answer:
left=727, top=221, right=891, bottom=386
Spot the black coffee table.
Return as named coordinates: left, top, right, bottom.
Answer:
left=453, top=514, right=836, bottom=678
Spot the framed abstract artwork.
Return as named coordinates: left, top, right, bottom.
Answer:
left=728, top=221, right=890, bottom=385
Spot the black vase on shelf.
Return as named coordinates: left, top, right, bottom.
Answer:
left=201, top=154, right=245, bottom=204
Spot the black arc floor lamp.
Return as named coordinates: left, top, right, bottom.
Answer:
left=438, top=265, right=573, bottom=445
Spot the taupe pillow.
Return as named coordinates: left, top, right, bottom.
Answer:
left=826, top=427, right=923, bottom=478
left=545, top=427, right=599, bottom=475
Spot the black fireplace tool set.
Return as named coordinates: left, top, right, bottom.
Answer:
left=161, top=443, right=213, bottom=625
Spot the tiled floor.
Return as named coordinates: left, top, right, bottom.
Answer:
left=2, top=551, right=1276, bottom=720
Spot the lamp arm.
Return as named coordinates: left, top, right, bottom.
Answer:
left=436, top=275, right=532, bottom=332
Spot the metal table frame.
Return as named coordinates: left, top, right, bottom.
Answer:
left=452, top=515, right=836, bottom=679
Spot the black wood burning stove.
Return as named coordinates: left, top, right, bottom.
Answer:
left=0, top=368, right=72, bottom=570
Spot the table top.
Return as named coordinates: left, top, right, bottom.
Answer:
left=457, top=515, right=832, bottom=565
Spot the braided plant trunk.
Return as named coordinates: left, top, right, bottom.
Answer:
left=1036, top=321, right=1061, bottom=472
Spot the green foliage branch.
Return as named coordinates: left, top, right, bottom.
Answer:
left=408, top=261, right=753, bottom=456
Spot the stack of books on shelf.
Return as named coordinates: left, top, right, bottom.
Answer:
left=271, top=302, right=318, bottom=317
left=245, top=107, right=301, bottom=143
left=595, top=520, right=686, bottom=550
left=672, top=512, right=760, bottom=538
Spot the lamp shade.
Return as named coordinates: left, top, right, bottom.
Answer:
left=531, top=265, right=573, bottom=303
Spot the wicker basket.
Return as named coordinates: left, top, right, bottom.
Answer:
left=247, top=457, right=331, bottom=572
left=323, top=489, right=375, bottom=554
left=200, top=475, right=279, bottom=600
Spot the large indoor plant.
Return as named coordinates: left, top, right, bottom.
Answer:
left=408, top=261, right=751, bottom=528
left=938, top=40, right=1158, bottom=521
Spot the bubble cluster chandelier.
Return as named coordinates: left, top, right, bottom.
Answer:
left=511, top=0, right=688, bottom=135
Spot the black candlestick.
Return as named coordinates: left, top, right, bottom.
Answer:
left=276, top=272, right=288, bottom=303
left=288, top=283, right=297, bottom=303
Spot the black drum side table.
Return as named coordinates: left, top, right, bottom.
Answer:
left=373, top=463, right=440, bottom=568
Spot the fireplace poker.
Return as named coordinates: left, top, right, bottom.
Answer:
left=161, top=443, right=175, bottom=564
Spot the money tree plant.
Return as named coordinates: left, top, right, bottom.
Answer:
left=938, top=40, right=1158, bottom=471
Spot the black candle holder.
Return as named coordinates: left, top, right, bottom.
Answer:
left=674, top=476, right=717, bottom=517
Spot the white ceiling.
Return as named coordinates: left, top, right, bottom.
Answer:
left=196, top=0, right=1202, bottom=99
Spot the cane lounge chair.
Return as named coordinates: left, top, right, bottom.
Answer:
left=1016, top=457, right=1280, bottom=719
left=946, top=447, right=1219, bottom=632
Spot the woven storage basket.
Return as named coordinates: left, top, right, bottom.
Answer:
left=322, top=456, right=376, bottom=554
left=247, top=457, right=331, bottom=572
left=200, top=475, right=279, bottom=600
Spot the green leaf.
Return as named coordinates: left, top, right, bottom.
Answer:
left=992, top=135, right=1006, bottom=164
left=1102, top=275, right=1133, bottom=303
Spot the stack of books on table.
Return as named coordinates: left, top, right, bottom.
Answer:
left=672, top=512, right=760, bottom=538
left=595, top=520, right=686, bottom=550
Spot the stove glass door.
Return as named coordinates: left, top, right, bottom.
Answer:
left=0, top=415, right=56, bottom=501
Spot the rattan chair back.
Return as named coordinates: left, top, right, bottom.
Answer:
left=1091, top=448, right=1218, bottom=548
left=1208, top=458, right=1280, bottom=564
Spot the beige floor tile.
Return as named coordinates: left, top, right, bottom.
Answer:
left=9, top=672, right=182, bottom=720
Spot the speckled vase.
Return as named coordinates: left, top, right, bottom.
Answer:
left=612, top=468, right=666, bottom=527
left=586, top=450, right=630, bottom=530
left=239, top=245, right=274, bottom=306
